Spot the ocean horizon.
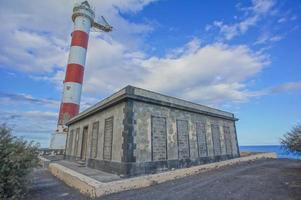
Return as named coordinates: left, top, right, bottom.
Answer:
left=239, top=145, right=301, bottom=160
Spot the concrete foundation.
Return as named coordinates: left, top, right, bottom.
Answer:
left=49, top=153, right=277, bottom=198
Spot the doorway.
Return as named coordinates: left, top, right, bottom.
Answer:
left=80, top=126, right=88, bottom=160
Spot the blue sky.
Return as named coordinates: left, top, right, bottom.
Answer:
left=0, top=0, right=300, bottom=147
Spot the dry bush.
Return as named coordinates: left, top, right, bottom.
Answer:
left=0, top=124, right=39, bottom=200
left=281, top=124, right=301, bottom=155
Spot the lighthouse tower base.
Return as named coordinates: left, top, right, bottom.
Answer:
left=49, top=132, right=67, bottom=149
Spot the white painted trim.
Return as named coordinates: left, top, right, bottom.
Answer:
left=62, top=82, right=82, bottom=104
left=67, top=46, right=87, bottom=67
left=74, top=16, right=91, bottom=34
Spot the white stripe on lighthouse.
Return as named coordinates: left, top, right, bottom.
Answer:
left=67, top=46, right=87, bottom=66
left=62, top=82, right=82, bottom=105
left=74, top=16, right=91, bottom=33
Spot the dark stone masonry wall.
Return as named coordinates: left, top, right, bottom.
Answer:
left=64, top=86, right=239, bottom=177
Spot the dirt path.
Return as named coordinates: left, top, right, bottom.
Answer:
left=25, top=158, right=301, bottom=200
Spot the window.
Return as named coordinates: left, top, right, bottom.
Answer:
left=196, top=122, right=208, bottom=157
left=223, top=126, right=232, bottom=155
left=90, top=121, right=99, bottom=158
left=74, top=128, right=80, bottom=156
left=68, top=130, right=74, bottom=155
left=103, top=117, right=114, bottom=160
left=151, top=116, right=167, bottom=161
left=211, top=124, right=221, bottom=156
left=176, top=120, right=190, bottom=159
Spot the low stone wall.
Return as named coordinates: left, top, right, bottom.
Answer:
left=49, top=163, right=101, bottom=198
left=38, top=156, right=51, bottom=168
left=38, top=155, right=64, bottom=168
left=49, top=152, right=277, bottom=198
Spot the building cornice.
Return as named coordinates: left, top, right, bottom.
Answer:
left=66, top=85, right=238, bottom=125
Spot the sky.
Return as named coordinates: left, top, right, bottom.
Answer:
left=0, top=0, right=300, bottom=147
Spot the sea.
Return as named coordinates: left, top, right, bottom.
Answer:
left=239, top=145, right=301, bottom=160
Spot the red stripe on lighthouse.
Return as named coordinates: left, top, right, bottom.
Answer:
left=64, top=64, right=84, bottom=84
left=58, top=103, right=80, bottom=125
left=71, top=30, right=89, bottom=49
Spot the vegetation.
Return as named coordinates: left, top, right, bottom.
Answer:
left=0, top=124, right=39, bottom=200
left=281, top=124, right=301, bottom=155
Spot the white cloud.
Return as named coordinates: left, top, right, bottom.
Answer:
left=251, top=0, right=275, bottom=14
left=290, top=15, right=297, bottom=21
left=239, top=15, right=259, bottom=33
left=26, top=34, right=269, bottom=107
left=254, top=32, right=283, bottom=45
left=0, top=30, right=68, bottom=72
left=0, top=0, right=282, bottom=108
left=0, top=110, right=58, bottom=145
left=89, top=0, right=157, bottom=13
left=30, top=70, right=65, bottom=90
left=72, top=38, right=268, bottom=105
left=0, top=92, right=59, bottom=108
left=212, top=20, right=240, bottom=40
left=1, top=0, right=292, bottom=109
left=82, top=36, right=147, bottom=95
left=0, top=0, right=156, bottom=73
left=210, top=0, right=276, bottom=40
left=242, top=81, right=301, bottom=97
left=277, top=17, right=286, bottom=23
left=270, top=35, right=283, bottom=42
left=270, top=81, right=301, bottom=93
left=136, top=42, right=268, bottom=104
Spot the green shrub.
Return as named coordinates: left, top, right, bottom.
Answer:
left=0, top=124, right=39, bottom=200
left=281, top=124, right=301, bottom=155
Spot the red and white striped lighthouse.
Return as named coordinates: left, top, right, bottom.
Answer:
left=57, top=1, right=94, bottom=132
left=50, top=1, right=112, bottom=149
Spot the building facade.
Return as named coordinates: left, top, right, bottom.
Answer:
left=65, top=86, right=239, bottom=176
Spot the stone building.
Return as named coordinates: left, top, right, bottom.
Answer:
left=65, top=85, right=239, bottom=176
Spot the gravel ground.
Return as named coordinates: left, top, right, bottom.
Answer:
left=25, top=158, right=301, bottom=200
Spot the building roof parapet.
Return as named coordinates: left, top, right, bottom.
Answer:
left=66, top=85, right=238, bottom=125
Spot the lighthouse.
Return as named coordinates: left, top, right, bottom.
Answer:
left=50, top=1, right=112, bottom=149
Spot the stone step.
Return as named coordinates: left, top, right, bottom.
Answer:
left=75, top=160, right=86, bottom=167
